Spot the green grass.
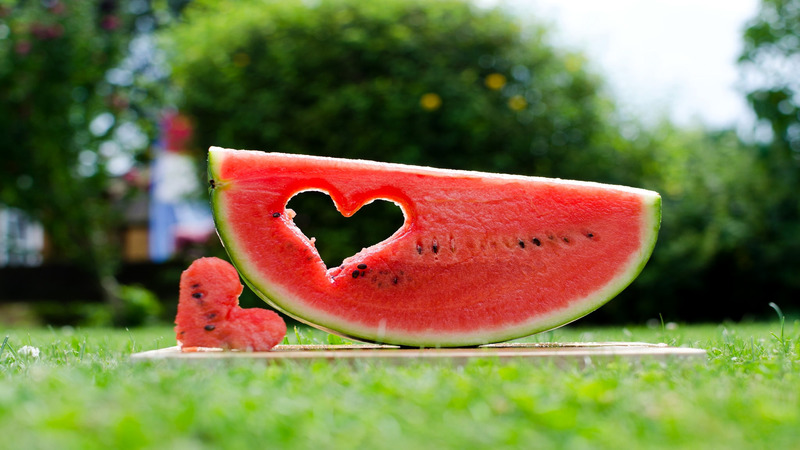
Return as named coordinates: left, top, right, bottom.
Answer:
left=1, top=321, right=798, bottom=449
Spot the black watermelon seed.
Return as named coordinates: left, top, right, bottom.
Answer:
left=357, top=263, right=367, bottom=270
left=207, top=313, right=216, bottom=319
left=518, top=240, right=525, bottom=248
left=209, top=179, right=216, bottom=188
left=587, top=233, right=594, bottom=238
left=352, top=270, right=360, bottom=278
left=563, top=237, right=570, bottom=243
left=416, top=244, right=423, bottom=254
left=532, top=238, right=541, bottom=246
left=392, top=277, right=399, bottom=285
left=432, top=243, right=439, bottom=254
left=272, top=212, right=281, bottom=218
left=204, top=325, right=215, bottom=331
left=192, top=292, right=203, bottom=299
left=191, top=283, right=200, bottom=289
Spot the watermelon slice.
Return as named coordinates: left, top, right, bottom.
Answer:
left=175, top=257, right=286, bottom=351
left=208, top=147, right=661, bottom=347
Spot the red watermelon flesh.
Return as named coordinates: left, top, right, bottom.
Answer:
left=208, top=148, right=661, bottom=347
left=175, top=257, right=286, bottom=351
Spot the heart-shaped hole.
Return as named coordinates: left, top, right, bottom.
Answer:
left=287, top=191, right=405, bottom=268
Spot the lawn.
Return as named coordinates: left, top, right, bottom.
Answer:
left=1, top=319, right=798, bottom=449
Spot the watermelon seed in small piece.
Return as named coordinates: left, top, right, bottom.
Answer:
left=563, top=237, right=570, bottom=243
left=191, top=283, right=200, bottom=289
left=272, top=212, right=281, bottom=218
left=518, top=239, right=525, bottom=248
left=392, top=277, right=399, bottom=285
left=204, top=325, right=215, bottom=331
left=532, top=238, right=541, bottom=246
left=587, top=233, right=594, bottom=238
left=192, top=292, right=203, bottom=299
left=357, top=263, right=367, bottom=270
left=352, top=270, right=360, bottom=278
left=416, top=243, right=423, bottom=254
left=432, top=240, right=439, bottom=254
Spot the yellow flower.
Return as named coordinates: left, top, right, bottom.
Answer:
left=420, top=93, right=442, bottom=111
left=508, top=95, right=527, bottom=111
left=485, top=73, right=507, bottom=90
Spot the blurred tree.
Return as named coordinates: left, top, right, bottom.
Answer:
left=165, top=0, right=613, bottom=177
left=164, top=0, right=617, bottom=265
left=741, top=0, right=800, bottom=165
left=163, top=0, right=790, bottom=321
left=0, top=0, right=184, bottom=321
left=739, top=0, right=800, bottom=303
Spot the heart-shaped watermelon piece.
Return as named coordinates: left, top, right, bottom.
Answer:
left=175, top=257, right=286, bottom=351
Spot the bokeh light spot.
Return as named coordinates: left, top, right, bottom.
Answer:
left=485, top=73, right=507, bottom=90
left=508, top=95, right=527, bottom=111
left=420, top=93, right=442, bottom=111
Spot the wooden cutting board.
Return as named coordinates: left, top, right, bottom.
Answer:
left=131, top=342, right=706, bottom=366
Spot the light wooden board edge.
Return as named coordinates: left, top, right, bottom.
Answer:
left=131, top=342, right=707, bottom=366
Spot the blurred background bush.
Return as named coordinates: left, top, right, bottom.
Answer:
left=0, top=0, right=798, bottom=326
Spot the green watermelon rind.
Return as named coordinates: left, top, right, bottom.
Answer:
left=209, top=150, right=662, bottom=347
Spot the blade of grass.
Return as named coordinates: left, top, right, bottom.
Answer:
left=768, top=302, right=787, bottom=353
left=126, top=328, right=137, bottom=353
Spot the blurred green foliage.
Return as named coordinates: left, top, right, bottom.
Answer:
left=0, top=1, right=139, bottom=317
left=161, top=0, right=797, bottom=321
left=165, top=0, right=618, bottom=267
left=0, top=1, right=131, bottom=273
left=739, top=0, right=800, bottom=300
left=741, top=0, right=800, bottom=163
left=165, top=0, right=610, bottom=176
left=0, top=0, right=182, bottom=322
left=2, top=0, right=796, bottom=324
